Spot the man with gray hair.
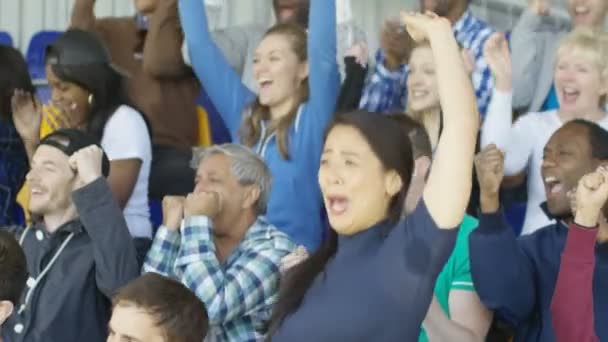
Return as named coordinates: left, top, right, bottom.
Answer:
left=143, top=143, right=297, bottom=341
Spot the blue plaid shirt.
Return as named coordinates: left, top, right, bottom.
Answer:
left=0, top=122, right=27, bottom=225
left=143, top=216, right=297, bottom=342
left=359, top=10, right=495, bottom=118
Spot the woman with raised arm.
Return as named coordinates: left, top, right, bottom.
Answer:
left=178, top=0, right=339, bottom=252
left=266, top=12, right=480, bottom=341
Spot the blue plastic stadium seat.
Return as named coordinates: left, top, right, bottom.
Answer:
left=26, top=31, right=62, bottom=80
left=0, top=31, right=13, bottom=46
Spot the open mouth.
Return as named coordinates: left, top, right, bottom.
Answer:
left=410, top=90, right=429, bottom=99
left=544, top=176, right=564, bottom=197
left=326, top=195, right=349, bottom=216
left=560, top=86, right=580, bottom=105
left=258, top=78, right=274, bottom=91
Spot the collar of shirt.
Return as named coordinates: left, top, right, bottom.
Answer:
left=223, top=217, right=278, bottom=265
left=31, top=219, right=83, bottom=240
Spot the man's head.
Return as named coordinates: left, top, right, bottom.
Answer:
left=542, top=120, right=608, bottom=218
left=134, top=0, right=159, bottom=16
left=108, top=273, right=208, bottom=342
left=191, top=144, right=271, bottom=229
left=567, top=0, right=608, bottom=29
left=26, top=129, right=110, bottom=218
left=0, top=231, right=27, bottom=326
left=390, top=114, right=433, bottom=215
left=273, top=0, right=310, bottom=27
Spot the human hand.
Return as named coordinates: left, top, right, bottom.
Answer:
left=162, top=196, right=186, bottom=231
left=529, top=0, right=550, bottom=16
left=574, top=166, right=608, bottom=227
left=68, top=145, right=104, bottom=189
left=483, top=33, right=512, bottom=91
left=11, top=89, right=42, bottom=143
left=475, top=144, right=505, bottom=213
left=184, top=191, right=222, bottom=219
left=400, top=11, right=451, bottom=44
left=345, top=43, right=370, bottom=67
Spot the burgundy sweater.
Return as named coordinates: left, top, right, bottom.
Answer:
left=550, top=223, right=600, bottom=342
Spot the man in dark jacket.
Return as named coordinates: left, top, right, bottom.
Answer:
left=2, top=129, right=139, bottom=342
left=470, top=120, right=608, bottom=341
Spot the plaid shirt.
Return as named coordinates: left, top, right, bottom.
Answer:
left=144, top=216, right=297, bottom=342
left=0, top=122, right=27, bottom=225
left=359, top=10, right=495, bottom=118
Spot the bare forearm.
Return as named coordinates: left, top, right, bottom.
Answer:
left=424, top=319, right=483, bottom=342
left=71, top=0, right=96, bottom=30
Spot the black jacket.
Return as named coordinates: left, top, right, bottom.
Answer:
left=2, top=178, right=139, bottom=342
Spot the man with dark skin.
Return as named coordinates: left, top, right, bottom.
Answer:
left=469, top=121, right=608, bottom=341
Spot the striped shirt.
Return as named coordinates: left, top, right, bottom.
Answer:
left=143, top=215, right=297, bottom=342
left=359, top=10, right=495, bottom=118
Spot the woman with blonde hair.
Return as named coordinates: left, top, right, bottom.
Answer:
left=481, top=28, right=608, bottom=235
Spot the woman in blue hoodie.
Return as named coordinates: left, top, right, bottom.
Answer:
left=178, top=0, right=339, bottom=252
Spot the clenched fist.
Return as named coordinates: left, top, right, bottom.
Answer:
left=475, top=144, right=505, bottom=213
left=162, top=196, right=185, bottom=231
left=574, top=166, right=608, bottom=227
left=184, top=192, right=222, bottom=219
left=69, top=146, right=104, bottom=189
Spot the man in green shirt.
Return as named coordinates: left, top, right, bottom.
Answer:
left=394, top=115, right=493, bottom=341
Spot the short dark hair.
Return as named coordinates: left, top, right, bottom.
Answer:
left=0, top=45, right=35, bottom=123
left=567, top=119, right=608, bottom=160
left=389, top=114, right=433, bottom=159
left=0, top=230, right=27, bottom=306
left=112, top=273, right=208, bottom=342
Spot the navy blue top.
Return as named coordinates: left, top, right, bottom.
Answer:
left=271, top=201, right=459, bottom=341
left=469, top=210, right=608, bottom=342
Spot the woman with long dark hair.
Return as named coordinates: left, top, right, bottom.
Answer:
left=12, top=29, right=153, bottom=240
left=0, top=45, right=34, bottom=225
left=267, top=12, right=480, bottom=341
left=179, top=0, right=340, bottom=252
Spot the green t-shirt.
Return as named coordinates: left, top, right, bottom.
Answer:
left=418, top=215, right=479, bottom=342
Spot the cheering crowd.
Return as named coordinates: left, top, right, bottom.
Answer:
left=0, top=0, right=607, bottom=341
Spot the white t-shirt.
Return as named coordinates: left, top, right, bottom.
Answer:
left=482, top=90, right=608, bottom=235
left=101, top=105, right=152, bottom=238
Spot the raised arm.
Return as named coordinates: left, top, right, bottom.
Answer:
left=70, top=0, right=97, bottom=31
left=481, top=33, right=534, bottom=176
left=469, top=145, right=537, bottom=324
left=178, top=0, right=254, bottom=138
left=403, top=12, right=480, bottom=228
left=143, top=196, right=186, bottom=277
left=299, top=0, right=340, bottom=132
left=550, top=169, right=606, bottom=342
left=142, top=0, right=192, bottom=79
left=70, top=147, right=139, bottom=298
left=510, top=0, right=564, bottom=109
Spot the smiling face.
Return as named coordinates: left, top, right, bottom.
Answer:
left=407, top=46, right=441, bottom=113
left=319, top=125, right=403, bottom=235
left=554, top=51, right=607, bottom=116
left=26, top=145, right=76, bottom=216
left=542, top=123, right=599, bottom=217
left=253, top=32, right=308, bottom=118
left=567, top=0, right=608, bottom=28
left=45, top=64, right=90, bottom=127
